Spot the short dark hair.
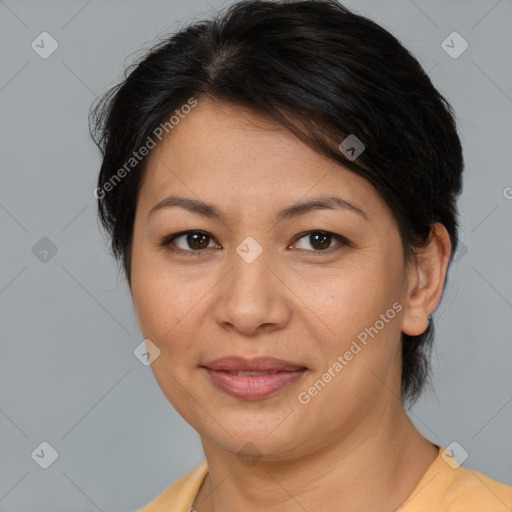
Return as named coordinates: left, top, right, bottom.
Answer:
left=90, top=0, right=464, bottom=405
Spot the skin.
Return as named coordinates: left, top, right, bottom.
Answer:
left=130, top=98, right=451, bottom=512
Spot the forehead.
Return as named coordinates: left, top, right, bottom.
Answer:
left=137, top=99, right=390, bottom=224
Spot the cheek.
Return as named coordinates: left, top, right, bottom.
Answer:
left=132, top=276, right=195, bottom=347
left=298, top=257, right=396, bottom=336
left=297, top=254, right=404, bottom=393
left=131, top=244, right=179, bottom=341
left=131, top=263, right=203, bottom=411
left=131, top=259, right=211, bottom=370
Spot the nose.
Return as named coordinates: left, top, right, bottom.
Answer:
left=213, top=245, right=291, bottom=336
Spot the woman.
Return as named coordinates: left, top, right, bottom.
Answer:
left=90, top=1, right=512, bottom=510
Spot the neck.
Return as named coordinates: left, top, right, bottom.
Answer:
left=193, top=404, right=439, bottom=512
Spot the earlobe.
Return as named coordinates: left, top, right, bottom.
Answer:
left=401, top=223, right=452, bottom=337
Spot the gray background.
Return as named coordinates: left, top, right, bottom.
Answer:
left=1, top=0, right=511, bottom=511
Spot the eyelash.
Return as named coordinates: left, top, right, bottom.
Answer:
left=159, top=230, right=351, bottom=256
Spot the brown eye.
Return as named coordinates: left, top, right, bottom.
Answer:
left=161, top=231, right=217, bottom=253
left=184, top=232, right=211, bottom=250
left=160, top=229, right=349, bottom=256
left=293, top=231, right=348, bottom=252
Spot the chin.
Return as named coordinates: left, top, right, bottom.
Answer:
left=199, top=418, right=313, bottom=461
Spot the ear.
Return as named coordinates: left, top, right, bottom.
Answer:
left=401, top=223, right=452, bottom=336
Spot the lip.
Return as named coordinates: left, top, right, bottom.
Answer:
left=203, top=368, right=307, bottom=400
left=203, top=356, right=307, bottom=372
left=202, top=356, right=308, bottom=400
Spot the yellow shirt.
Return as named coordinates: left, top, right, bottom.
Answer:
left=137, top=446, right=512, bottom=511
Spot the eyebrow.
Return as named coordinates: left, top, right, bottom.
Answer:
left=147, top=194, right=368, bottom=223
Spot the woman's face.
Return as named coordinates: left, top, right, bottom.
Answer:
left=130, top=99, right=417, bottom=460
